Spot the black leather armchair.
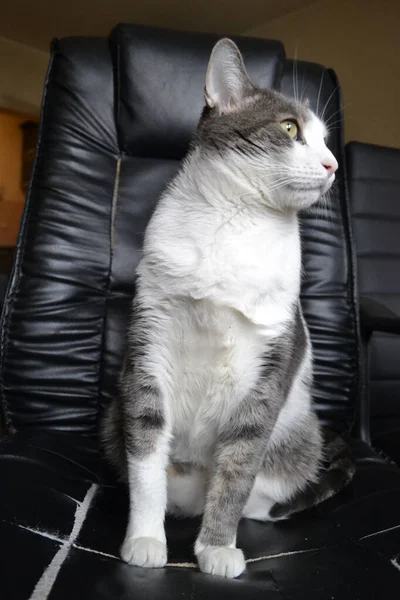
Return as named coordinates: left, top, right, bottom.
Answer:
left=347, top=141, right=400, bottom=464
left=1, top=24, right=400, bottom=600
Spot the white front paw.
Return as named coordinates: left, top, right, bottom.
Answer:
left=196, top=546, right=246, bottom=578
left=120, top=536, right=167, bottom=568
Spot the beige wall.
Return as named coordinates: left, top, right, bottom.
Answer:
left=0, top=3, right=398, bottom=147
left=248, top=0, right=400, bottom=148
left=0, top=36, right=49, bottom=116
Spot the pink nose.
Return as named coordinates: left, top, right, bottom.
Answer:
left=322, top=158, right=338, bottom=177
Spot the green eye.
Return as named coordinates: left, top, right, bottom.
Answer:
left=280, top=120, right=298, bottom=139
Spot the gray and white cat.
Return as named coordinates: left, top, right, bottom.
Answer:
left=102, top=38, right=355, bottom=579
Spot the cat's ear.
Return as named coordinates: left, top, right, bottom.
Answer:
left=205, top=38, right=254, bottom=113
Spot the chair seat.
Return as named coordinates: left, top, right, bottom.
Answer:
left=1, top=431, right=400, bottom=599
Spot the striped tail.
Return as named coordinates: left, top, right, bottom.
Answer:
left=269, top=429, right=356, bottom=520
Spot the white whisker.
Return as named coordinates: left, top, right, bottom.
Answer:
left=316, top=70, right=324, bottom=118
left=320, top=84, right=340, bottom=121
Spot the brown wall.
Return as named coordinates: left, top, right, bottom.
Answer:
left=248, top=0, right=400, bottom=148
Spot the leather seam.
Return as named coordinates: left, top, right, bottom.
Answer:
left=95, top=154, right=122, bottom=434
left=0, top=43, right=57, bottom=434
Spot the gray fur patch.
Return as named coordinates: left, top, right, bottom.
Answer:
left=101, top=299, right=166, bottom=470
left=195, top=89, right=310, bottom=158
left=261, top=303, right=307, bottom=398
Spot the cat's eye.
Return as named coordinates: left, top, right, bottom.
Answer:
left=280, top=120, right=298, bottom=139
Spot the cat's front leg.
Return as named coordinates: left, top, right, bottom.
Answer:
left=121, top=434, right=169, bottom=568
left=120, top=365, right=170, bottom=569
left=195, top=396, right=277, bottom=578
left=194, top=438, right=264, bottom=578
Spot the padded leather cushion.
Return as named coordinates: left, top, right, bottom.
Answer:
left=347, top=141, right=400, bottom=462
left=0, top=37, right=119, bottom=433
left=1, top=432, right=400, bottom=599
left=110, top=24, right=285, bottom=158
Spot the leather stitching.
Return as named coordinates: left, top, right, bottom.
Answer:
left=95, top=154, right=122, bottom=433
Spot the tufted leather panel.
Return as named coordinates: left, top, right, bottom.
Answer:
left=0, top=38, right=119, bottom=434
left=281, top=61, right=360, bottom=433
left=347, top=141, right=400, bottom=461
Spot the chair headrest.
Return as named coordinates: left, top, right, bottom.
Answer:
left=110, top=23, right=285, bottom=159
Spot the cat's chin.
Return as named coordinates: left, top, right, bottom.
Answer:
left=271, top=191, right=322, bottom=212
left=294, top=180, right=335, bottom=209
left=294, top=198, right=321, bottom=211
left=268, top=179, right=333, bottom=212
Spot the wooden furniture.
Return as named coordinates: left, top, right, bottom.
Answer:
left=0, top=110, right=38, bottom=250
left=0, top=199, right=25, bottom=247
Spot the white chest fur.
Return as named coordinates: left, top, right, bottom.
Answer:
left=136, top=164, right=303, bottom=466
left=141, top=190, right=301, bottom=327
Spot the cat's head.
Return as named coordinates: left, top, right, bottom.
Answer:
left=196, top=38, right=338, bottom=211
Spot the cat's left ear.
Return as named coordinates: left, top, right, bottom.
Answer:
left=205, top=38, right=254, bottom=113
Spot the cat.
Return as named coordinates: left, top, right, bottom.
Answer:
left=101, top=37, right=355, bottom=579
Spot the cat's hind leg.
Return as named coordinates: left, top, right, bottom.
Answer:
left=242, top=472, right=291, bottom=521
left=242, top=413, right=355, bottom=522
left=267, top=428, right=355, bottom=520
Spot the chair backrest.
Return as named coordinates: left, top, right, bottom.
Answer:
left=0, top=24, right=360, bottom=436
left=347, top=141, right=400, bottom=426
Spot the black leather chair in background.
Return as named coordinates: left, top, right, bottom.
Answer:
left=347, top=141, right=400, bottom=463
left=1, top=24, right=400, bottom=600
